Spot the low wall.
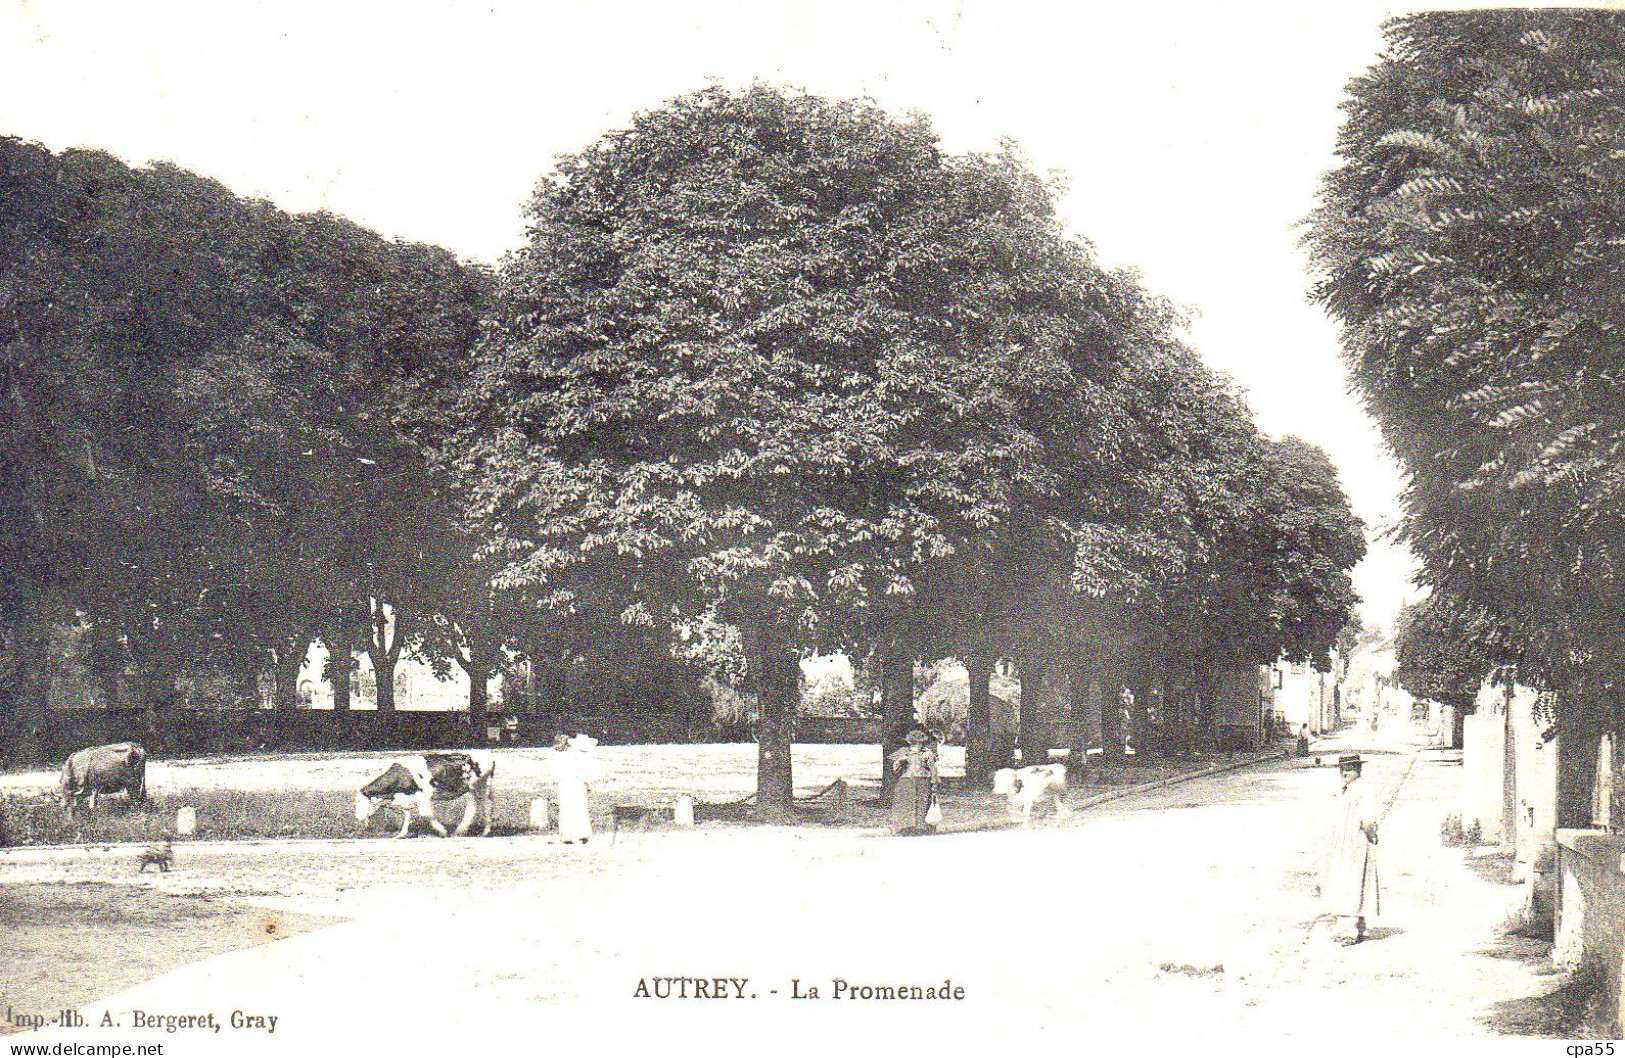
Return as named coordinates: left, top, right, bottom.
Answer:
left=23, top=708, right=887, bottom=764
left=31, top=708, right=552, bottom=758
left=1554, top=828, right=1625, bottom=1037
left=795, top=716, right=884, bottom=744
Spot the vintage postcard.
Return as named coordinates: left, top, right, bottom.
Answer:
left=2, top=1, right=1621, bottom=1053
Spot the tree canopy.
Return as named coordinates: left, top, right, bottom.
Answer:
left=0, top=136, right=488, bottom=758
left=3, top=83, right=1366, bottom=786
left=457, top=84, right=1366, bottom=802
left=1307, top=9, right=1625, bottom=822
left=1307, top=10, right=1625, bottom=680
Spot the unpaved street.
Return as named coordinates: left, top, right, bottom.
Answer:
left=6, top=732, right=1563, bottom=1053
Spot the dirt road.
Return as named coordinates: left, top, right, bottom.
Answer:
left=5, top=731, right=1571, bottom=1054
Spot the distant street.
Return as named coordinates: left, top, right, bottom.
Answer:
left=10, top=724, right=1563, bottom=1053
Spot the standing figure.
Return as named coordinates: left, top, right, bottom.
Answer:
left=554, top=733, right=599, bottom=844
left=886, top=727, right=940, bottom=835
left=1296, top=724, right=1312, bottom=757
left=1322, top=752, right=1380, bottom=945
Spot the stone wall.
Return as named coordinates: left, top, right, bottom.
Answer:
left=1459, top=677, right=1561, bottom=929
left=1555, top=829, right=1625, bottom=1038
left=1462, top=697, right=1508, bottom=843
left=1510, top=684, right=1558, bottom=877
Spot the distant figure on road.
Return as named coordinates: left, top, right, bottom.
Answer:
left=554, top=733, right=599, bottom=844
left=887, top=727, right=940, bottom=835
left=1322, top=752, right=1380, bottom=945
left=1295, top=724, right=1312, bottom=757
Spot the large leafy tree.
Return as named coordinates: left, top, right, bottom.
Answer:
left=459, top=84, right=1368, bottom=804
left=457, top=86, right=1155, bottom=809
left=1394, top=592, right=1508, bottom=714
left=1307, top=9, right=1625, bottom=822
left=0, top=137, right=486, bottom=760
left=460, top=87, right=954, bottom=809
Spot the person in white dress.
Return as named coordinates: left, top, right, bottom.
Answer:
left=554, top=732, right=599, bottom=844
left=1322, top=752, right=1381, bottom=945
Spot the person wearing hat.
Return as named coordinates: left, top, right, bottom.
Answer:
left=886, top=725, right=941, bottom=835
left=553, top=732, right=600, bottom=844
left=1321, top=753, right=1380, bottom=945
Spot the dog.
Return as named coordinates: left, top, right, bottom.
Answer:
left=138, top=838, right=174, bottom=873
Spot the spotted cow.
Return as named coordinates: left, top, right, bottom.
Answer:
left=992, top=763, right=1070, bottom=827
left=355, top=751, right=495, bottom=838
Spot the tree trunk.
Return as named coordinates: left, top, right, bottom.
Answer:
left=371, top=652, right=397, bottom=713
left=1099, top=657, right=1125, bottom=766
left=319, top=623, right=355, bottom=713
left=964, top=648, right=995, bottom=786
left=1162, top=661, right=1190, bottom=759
left=1018, top=654, right=1050, bottom=767
left=1, top=619, right=56, bottom=768
left=1068, top=653, right=1100, bottom=775
left=544, top=653, right=571, bottom=716
left=751, top=627, right=798, bottom=818
left=1194, top=661, right=1221, bottom=754
left=122, top=648, right=181, bottom=755
left=273, top=632, right=312, bottom=712
left=1556, top=685, right=1606, bottom=830
left=458, top=643, right=492, bottom=738
left=85, top=627, right=126, bottom=709
left=330, top=649, right=353, bottom=712
left=1609, top=698, right=1625, bottom=832
left=1129, top=660, right=1155, bottom=761
left=879, top=640, right=914, bottom=804
left=366, top=599, right=403, bottom=715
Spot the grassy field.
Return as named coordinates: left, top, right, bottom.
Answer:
left=0, top=742, right=1283, bottom=846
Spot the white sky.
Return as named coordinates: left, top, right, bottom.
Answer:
left=2, top=0, right=1459, bottom=631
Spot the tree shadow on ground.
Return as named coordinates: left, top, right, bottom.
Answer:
left=1468, top=914, right=1614, bottom=1039
left=1480, top=964, right=1612, bottom=1039
left=1463, top=851, right=1522, bottom=887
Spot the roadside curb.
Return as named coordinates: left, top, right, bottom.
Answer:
left=1072, top=748, right=1291, bottom=812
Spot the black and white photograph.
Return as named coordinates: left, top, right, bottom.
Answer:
left=1, top=1, right=1623, bottom=1052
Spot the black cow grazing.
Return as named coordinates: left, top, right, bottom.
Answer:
left=61, top=742, right=148, bottom=815
left=355, top=752, right=495, bottom=838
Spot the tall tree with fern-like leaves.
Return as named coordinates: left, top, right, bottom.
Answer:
left=1307, top=10, right=1625, bottom=825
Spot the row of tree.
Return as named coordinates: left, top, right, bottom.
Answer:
left=1308, top=10, right=1625, bottom=826
left=447, top=85, right=1364, bottom=804
left=1, top=85, right=1366, bottom=807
